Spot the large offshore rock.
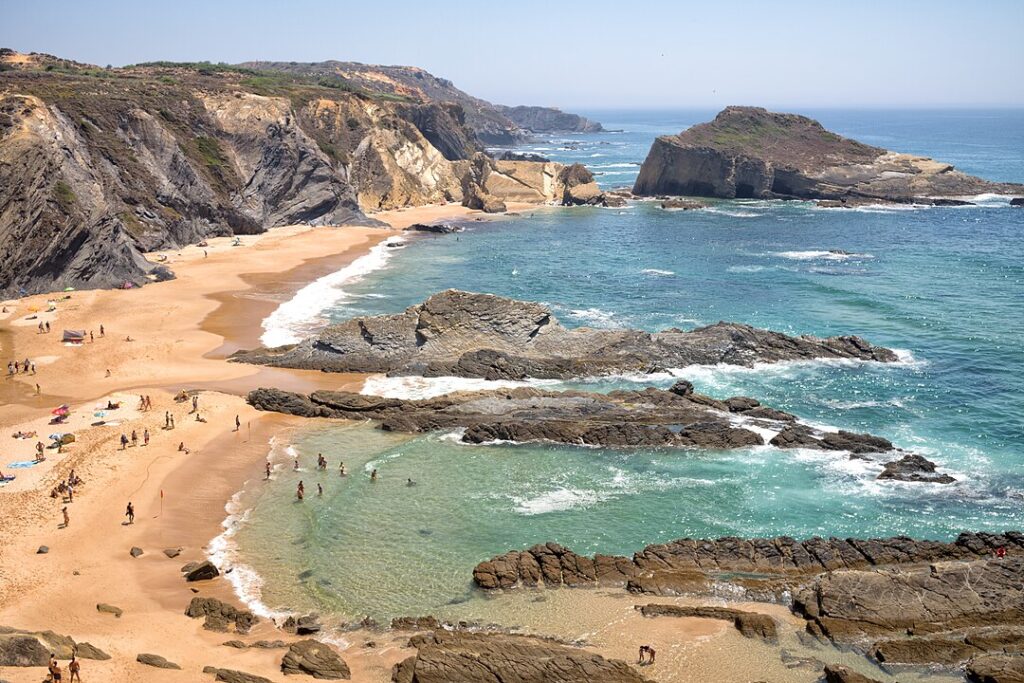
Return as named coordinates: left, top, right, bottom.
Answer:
left=391, top=630, right=650, bottom=683
left=235, top=290, right=897, bottom=377
left=633, top=106, right=1024, bottom=201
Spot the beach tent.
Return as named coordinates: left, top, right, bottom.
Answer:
left=62, top=329, right=86, bottom=343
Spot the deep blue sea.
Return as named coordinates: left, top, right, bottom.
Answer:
left=236, top=110, right=1024, bottom=623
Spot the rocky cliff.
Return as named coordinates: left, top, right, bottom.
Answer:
left=633, top=106, right=1024, bottom=202
left=0, top=51, right=598, bottom=296
left=240, top=61, right=603, bottom=144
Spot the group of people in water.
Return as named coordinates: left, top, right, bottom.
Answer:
left=282, top=451, right=418, bottom=500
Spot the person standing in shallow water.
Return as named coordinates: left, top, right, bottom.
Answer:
left=370, top=468, right=378, bottom=482
left=296, top=481, right=304, bottom=500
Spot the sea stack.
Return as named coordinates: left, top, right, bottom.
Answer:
left=633, top=106, right=1024, bottom=203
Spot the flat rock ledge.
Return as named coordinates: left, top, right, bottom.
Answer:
left=391, top=630, right=652, bottom=683
left=203, top=667, right=273, bottom=683
left=472, top=532, right=1023, bottom=672
left=636, top=604, right=777, bottom=642
left=0, top=627, right=110, bottom=666
left=137, top=653, right=181, bottom=669
left=247, top=384, right=949, bottom=482
left=231, top=290, right=897, bottom=378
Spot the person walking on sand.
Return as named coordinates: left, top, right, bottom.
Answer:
left=165, top=411, right=170, bottom=428
left=89, top=331, right=94, bottom=343
left=143, top=429, right=150, bottom=446
left=62, top=507, right=69, bottom=528
left=265, top=462, right=271, bottom=480
left=235, top=415, right=241, bottom=432
left=297, top=481, right=305, bottom=500
left=120, top=434, right=129, bottom=450
left=45, top=321, right=50, bottom=333
left=35, top=382, right=41, bottom=395
left=170, top=414, right=175, bottom=429
left=126, top=501, right=135, bottom=524
left=131, top=430, right=138, bottom=447
left=99, top=324, right=104, bottom=337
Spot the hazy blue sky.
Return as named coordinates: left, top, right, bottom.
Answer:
left=3, top=0, right=1022, bottom=109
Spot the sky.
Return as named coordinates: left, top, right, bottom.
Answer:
left=2, top=0, right=1022, bottom=109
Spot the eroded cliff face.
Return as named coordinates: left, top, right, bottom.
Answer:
left=633, top=106, right=1024, bottom=201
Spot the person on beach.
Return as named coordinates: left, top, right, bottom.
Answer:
left=49, top=653, right=62, bottom=681
left=36, top=441, right=45, bottom=460
left=38, top=322, right=44, bottom=334
left=131, top=430, right=138, bottom=447
left=235, top=415, right=241, bottom=432
left=36, top=383, right=41, bottom=395
left=61, top=506, right=69, bottom=527
left=105, top=369, right=111, bottom=377
left=178, top=442, right=189, bottom=454
left=371, top=468, right=378, bottom=482
left=143, top=429, right=150, bottom=446
left=170, top=414, right=175, bottom=429
left=265, top=462, right=271, bottom=480
left=165, top=411, right=170, bottom=428
left=89, top=331, right=94, bottom=342
left=99, top=324, right=104, bottom=336
left=45, top=321, right=50, bottom=333
left=191, top=395, right=199, bottom=413
left=195, top=412, right=206, bottom=423
left=67, top=482, right=73, bottom=502
left=68, top=654, right=81, bottom=682
left=120, top=434, right=129, bottom=450
left=297, top=481, right=304, bottom=500
left=126, top=501, right=134, bottom=524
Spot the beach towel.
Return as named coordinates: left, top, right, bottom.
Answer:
left=7, top=461, right=38, bottom=469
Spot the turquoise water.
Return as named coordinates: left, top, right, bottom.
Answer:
left=230, top=110, right=1024, bottom=623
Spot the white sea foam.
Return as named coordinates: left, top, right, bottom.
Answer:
left=208, top=436, right=293, bottom=620
left=260, top=241, right=396, bottom=348
left=512, top=487, right=606, bottom=515
left=704, top=208, right=761, bottom=218
left=567, top=307, right=619, bottom=327
left=361, top=374, right=561, bottom=400
left=773, top=250, right=874, bottom=261
left=726, top=265, right=767, bottom=273
left=590, top=163, right=641, bottom=169
left=641, top=268, right=675, bottom=276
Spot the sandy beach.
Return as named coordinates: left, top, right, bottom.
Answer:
left=1, top=204, right=837, bottom=683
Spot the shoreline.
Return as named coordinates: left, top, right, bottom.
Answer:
left=0, top=204, right=486, bottom=682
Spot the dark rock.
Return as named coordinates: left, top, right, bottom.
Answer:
left=669, top=380, right=694, bottom=396
left=281, top=639, right=351, bottom=679
left=203, top=667, right=273, bottom=683
left=406, top=222, right=463, bottom=234
left=823, top=665, right=884, bottom=683
left=0, top=628, right=110, bottom=665
left=633, top=106, right=1024, bottom=201
left=185, top=560, right=220, bottom=582
left=391, top=616, right=440, bottom=631
left=660, top=199, right=708, bottom=210
left=878, top=453, right=956, bottom=484
left=130, top=546, right=144, bottom=558
left=163, top=547, right=182, bottom=558
left=36, top=546, right=48, bottom=554
left=185, top=597, right=258, bottom=634
left=1010, top=198, right=1024, bottom=207
left=967, top=654, right=1024, bottom=683
left=96, top=603, right=123, bottom=618
left=296, top=615, right=322, bottom=635
left=498, top=151, right=550, bottom=163
left=137, top=653, right=181, bottom=669
left=393, top=630, right=649, bottom=683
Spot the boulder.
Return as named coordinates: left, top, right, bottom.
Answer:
left=406, top=222, right=462, bottom=234
left=137, top=653, right=181, bottom=669
left=1010, top=198, right=1024, bottom=207
left=391, top=616, right=441, bottom=631
left=185, top=597, right=257, bottom=634
left=130, top=546, right=144, bottom=558
left=36, top=546, right=48, bottom=554
left=281, top=639, right=351, bottom=679
left=0, top=627, right=110, bottom=665
left=967, top=654, right=1024, bottom=683
left=96, top=603, right=123, bottom=618
left=823, top=665, right=884, bottom=683
left=203, top=667, right=273, bottom=683
left=163, top=547, right=182, bottom=558
left=878, top=453, right=956, bottom=484
left=392, top=630, right=650, bottom=683
left=185, top=560, right=220, bottom=581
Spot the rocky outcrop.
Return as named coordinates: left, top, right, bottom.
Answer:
left=0, top=626, right=110, bottom=666
left=633, top=106, right=1024, bottom=202
left=137, top=653, right=182, bottom=669
left=472, top=533, right=1023, bottom=671
left=234, top=290, right=897, bottom=378
left=636, top=604, right=777, bottom=642
left=878, top=453, right=956, bottom=484
left=184, top=559, right=220, bottom=581
left=967, top=654, right=1024, bottom=683
left=185, top=597, right=258, bottom=634
left=823, top=665, right=883, bottom=683
left=391, top=630, right=650, bottom=683
left=660, top=199, right=708, bottom=210
left=247, top=384, right=930, bottom=465
left=203, top=667, right=273, bottom=683
left=496, top=106, right=603, bottom=134
left=281, top=639, right=351, bottom=679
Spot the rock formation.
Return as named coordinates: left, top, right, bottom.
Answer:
left=636, top=604, right=777, bottom=642
left=496, top=105, right=604, bottom=135
left=233, top=290, right=897, bottom=378
left=391, top=630, right=651, bottom=683
left=185, top=596, right=258, bottom=634
left=280, top=639, right=351, bottom=679
left=471, top=533, right=1024, bottom=672
left=0, top=626, right=109, bottom=666
left=633, top=106, right=1024, bottom=202
left=247, top=384, right=943, bottom=485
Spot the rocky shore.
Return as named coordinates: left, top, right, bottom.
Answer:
left=633, top=106, right=1024, bottom=203
left=473, top=533, right=1024, bottom=677
left=232, top=289, right=898, bottom=378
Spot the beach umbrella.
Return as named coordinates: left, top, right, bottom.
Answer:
left=51, top=405, right=70, bottom=416
left=49, top=433, right=66, bottom=441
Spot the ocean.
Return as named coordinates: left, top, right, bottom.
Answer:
left=232, top=109, right=1024, bottom=627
